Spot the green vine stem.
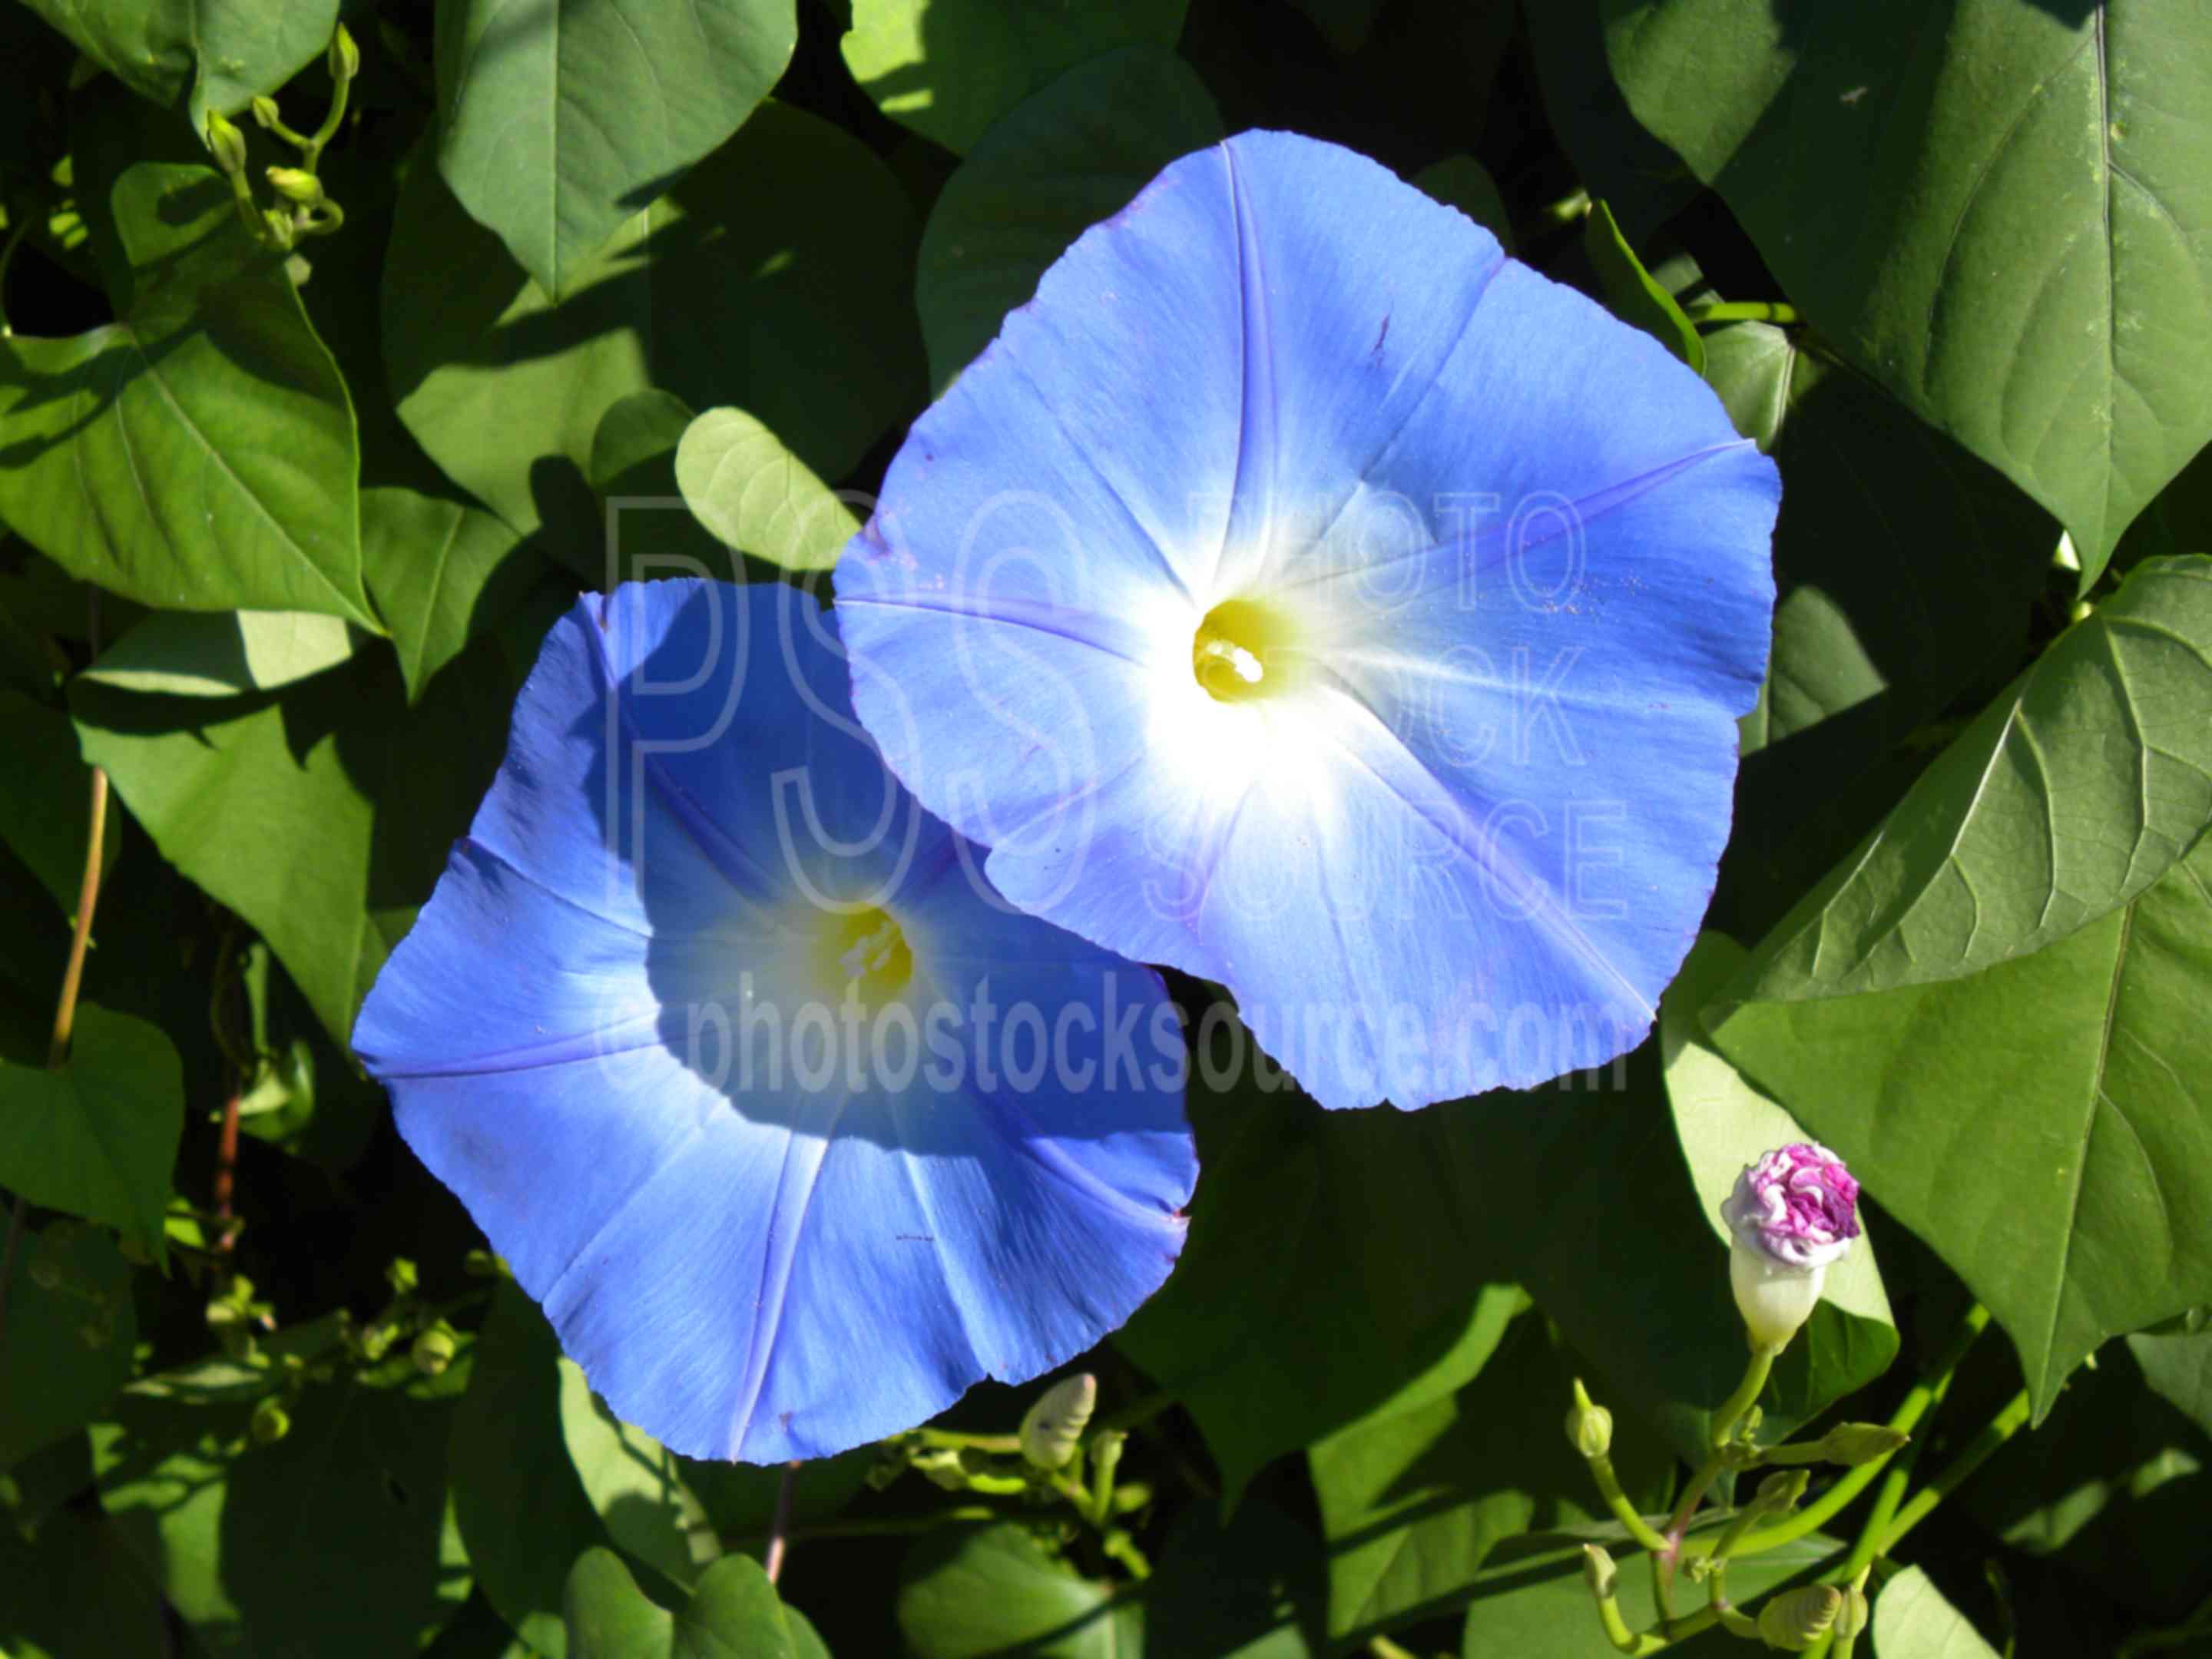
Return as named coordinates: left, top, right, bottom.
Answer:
left=1693, top=1303, right=1992, bottom=1561
left=1683, top=300, right=1803, bottom=326
left=0, top=593, right=114, bottom=1352
left=1876, top=1387, right=2031, bottom=1555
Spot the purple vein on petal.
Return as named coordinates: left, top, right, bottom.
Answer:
left=985, top=333, right=1197, bottom=608
left=730, top=1095, right=847, bottom=1458
left=1275, top=436, right=1759, bottom=598
left=1218, top=142, right=1283, bottom=591
left=835, top=593, right=1156, bottom=670
left=1310, top=688, right=1658, bottom=1022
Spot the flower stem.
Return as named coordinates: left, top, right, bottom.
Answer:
left=914, top=1427, right=1022, bottom=1454
left=763, top=1460, right=798, bottom=1584
left=1711, top=1343, right=1782, bottom=1449
left=1703, top=1303, right=1990, bottom=1560
left=1588, top=1452, right=1672, bottom=1553
left=1683, top=301, right=1803, bottom=326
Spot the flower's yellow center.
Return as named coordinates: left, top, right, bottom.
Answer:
left=812, top=906, right=913, bottom=1008
left=1192, top=598, right=1303, bottom=704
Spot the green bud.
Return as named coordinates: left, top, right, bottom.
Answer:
left=1816, top=1422, right=1909, bottom=1467
left=1565, top=1378, right=1613, bottom=1459
left=1833, top=1584, right=1869, bottom=1642
left=412, top=1323, right=459, bottom=1376
left=205, top=113, right=248, bottom=177
left=1756, top=1585, right=1842, bottom=1651
left=462, top=1249, right=508, bottom=1278
left=265, top=167, right=323, bottom=206
left=355, top=1322, right=393, bottom=1362
left=250, top=94, right=281, bottom=129
left=1752, top=1469, right=1810, bottom=1515
left=329, top=23, right=360, bottom=82
left=1018, top=1372, right=1096, bottom=1470
left=250, top=1396, right=291, bottom=1445
left=384, top=1257, right=419, bottom=1296
left=1581, top=1544, right=1618, bottom=1603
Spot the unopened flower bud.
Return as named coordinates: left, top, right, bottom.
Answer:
left=250, top=1396, right=291, bottom=1445
left=206, top=114, right=248, bottom=177
left=412, top=1323, right=459, bottom=1376
left=329, top=23, right=360, bottom=82
left=1752, top=1469, right=1809, bottom=1515
left=1019, top=1372, right=1095, bottom=1469
left=1565, top=1378, right=1613, bottom=1459
left=1721, top=1144, right=1859, bottom=1349
left=1816, top=1422, right=1909, bottom=1467
left=1833, top=1584, right=1869, bottom=1642
left=385, top=1257, right=419, bottom=1296
left=1757, top=1584, right=1841, bottom=1651
left=250, top=94, right=281, bottom=129
left=1582, top=1544, right=1618, bottom=1602
left=267, top=166, right=323, bottom=206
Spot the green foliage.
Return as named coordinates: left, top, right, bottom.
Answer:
left=841, top=0, right=1190, bottom=156
left=0, top=164, right=376, bottom=625
left=0, top=1005, right=180, bottom=1258
left=1871, top=1567, right=2002, bottom=1659
left=435, top=0, right=797, bottom=300
left=915, top=46, right=1223, bottom=392
left=1717, top=833, right=2212, bottom=1419
left=1, top=2, right=2207, bottom=1654
left=1604, top=0, right=2212, bottom=584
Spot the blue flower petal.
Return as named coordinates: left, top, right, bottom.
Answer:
left=354, top=580, right=1194, bottom=1462
left=837, top=131, right=1777, bottom=1111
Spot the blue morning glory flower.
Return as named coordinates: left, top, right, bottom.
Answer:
left=835, top=131, right=1778, bottom=1111
left=353, top=579, right=1195, bottom=1462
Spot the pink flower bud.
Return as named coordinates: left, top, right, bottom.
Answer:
left=1721, top=1143, right=1859, bottom=1270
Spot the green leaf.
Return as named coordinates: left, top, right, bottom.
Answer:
left=915, top=46, right=1222, bottom=392
left=0, top=1221, right=137, bottom=1471
left=1412, top=157, right=1514, bottom=254
left=452, top=1283, right=609, bottom=1659
left=434, top=0, right=796, bottom=300
left=1662, top=933, right=1899, bottom=1403
left=565, top=1547, right=825, bottom=1659
left=674, top=407, right=859, bottom=573
left=1700, top=321, right=2056, bottom=938
left=0, top=1004, right=181, bottom=1259
left=73, top=633, right=517, bottom=1049
left=386, top=102, right=923, bottom=549
left=1458, top=1531, right=1846, bottom=1657
left=1604, top=0, right=2212, bottom=581
left=1311, top=1315, right=1667, bottom=1646
left=1955, top=1338, right=2207, bottom=1620
left=1114, top=1064, right=1522, bottom=1508
left=1729, top=556, right=2212, bottom=1005
left=557, top=1359, right=721, bottom=1592
left=897, top=1522, right=1143, bottom=1659
left=0, top=687, right=111, bottom=918
left=0, top=1496, right=167, bottom=1659
left=83, top=609, right=356, bottom=697
left=1521, top=0, right=1697, bottom=245
left=94, top=1356, right=476, bottom=1655
left=1870, top=1566, right=2001, bottom=1659
left=840, top=0, right=1189, bottom=156
left=1581, top=199, right=1702, bottom=373
left=1144, top=1502, right=1320, bottom=1659
left=15, top=0, right=337, bottom=125
left=1714, top=834, right=2212, bottom=1419
left=361, top=486, right=551, bottom=704
left=0, top=164, right=375, bottom=626
left=2129, top=1326, right=2212, bottom=1442
left=584, top=392, right=747, bottom=588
